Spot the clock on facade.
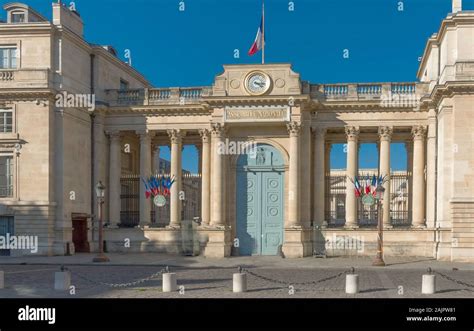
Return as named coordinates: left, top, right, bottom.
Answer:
left=244, top=71, right=271, bottom=95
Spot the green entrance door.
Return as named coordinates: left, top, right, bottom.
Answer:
left=236, top=144, right=284, bottom=256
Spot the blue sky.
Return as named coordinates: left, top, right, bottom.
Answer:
left=11, top=0, right=474, bottom=172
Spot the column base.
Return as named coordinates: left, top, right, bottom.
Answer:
left=198, top=227, right=232, bottom=258
left=282, top=228, right=312, bottom=258
left=344, top=224, right=359, bottom=229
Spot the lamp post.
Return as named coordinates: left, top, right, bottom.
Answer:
left=373, top=184, right=386, bottom=267
left=93, top=181, right=110, bottom=263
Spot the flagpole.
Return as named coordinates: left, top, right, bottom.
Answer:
left=262, top=0, right=265, bottom=65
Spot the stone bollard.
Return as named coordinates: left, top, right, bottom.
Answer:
left=345, top=274, right=359, bottom=294
left=233, top=272, right=247, bottom=293
left=162, top=272, right=178, bottom=293
left=54, top=269, right=71, bottom=291
left=422, top=269, right=436, bottom=294
left=0, top=271, right=4, bottom=289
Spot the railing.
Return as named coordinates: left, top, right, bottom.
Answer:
left=324, top=84, right=348, bottom=96
left=318, top=82, right=425, bottom=103
left=0, top=71, right=14, bottom=81
left=325, top=173, right=347, bottom=227
left=109, top=87, right=211, bottom=106
left=0, top=69, right=51, bottom=88
left=325, top=171, right=411, bottom=228
left=357, top=84, right=382, bottom=95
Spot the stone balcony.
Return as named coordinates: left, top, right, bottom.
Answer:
left=106, top=82, right=430, bottom=108
left=0, top=69, right=52, bottom=90
left=304, top=82, right=430, bottom=105
left=105, top=86, right=212, bottom=107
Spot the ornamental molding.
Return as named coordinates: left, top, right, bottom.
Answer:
left=311, top=126, right=327, bottom=138
left=345, top=126, right=360, bottom=141
left=211, top=123, right=227, bottom=137
left=412, top=125, right=427, bottom=140
left=204, top=95, right=309, bottom=106
left=378, top=126, right=393, bottom=141
left=199, top=129, right=211, bottom=143
left=286, top=121, right=301, bottom=136
left=167, top=129, right=184, bottom=144
left=421, top=82, right=474, bottom=109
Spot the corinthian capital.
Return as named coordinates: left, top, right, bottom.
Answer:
left=286, top=121, right=301, bottom=137
left=411, top=125, right=427, bottom=140
left=378, top=126, right=393, bottom=141
left=199, top=128, right=211, bottom=143
left=136, top=130, right=155, bottom=143
left=311, top=126, right=327, bottom=139
left=211, top=123, right=226, bottom=137
left=167, top=129, right=183, bottom=144
left=345, top=126, right=360, bottom=141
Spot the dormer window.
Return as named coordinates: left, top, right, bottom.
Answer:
left=120, top=79, right=129, bottom=91
left=11, top=11, right=25, bottom=23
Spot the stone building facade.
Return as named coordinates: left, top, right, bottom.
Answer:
left=0, top=2, right=473, bottom=261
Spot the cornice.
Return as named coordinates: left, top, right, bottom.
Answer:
left=203, top=94, right=309, bottom=106
left=0, top=22, right=53, bottom=35
left=0, top=89, right=54, bottom=101
left=420, top=81, right=474, bottom=109
left=311, top=100, right=426, bottom=112
left=105, top=104, right=211, bottom=116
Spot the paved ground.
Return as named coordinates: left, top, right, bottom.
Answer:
left=0, top=254, right=473, bottom=298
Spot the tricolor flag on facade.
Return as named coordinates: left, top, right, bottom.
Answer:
left=248, top=1, right=265, bottom=63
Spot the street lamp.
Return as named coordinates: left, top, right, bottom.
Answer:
left=93, top=181, right=110, bottom=263
left=373, top=184, right=386, bottom=267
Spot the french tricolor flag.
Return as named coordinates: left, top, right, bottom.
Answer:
left=248, top=17, right=264, bottom=56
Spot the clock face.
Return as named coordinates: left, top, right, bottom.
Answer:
left=245, top=71, right=271, bottom=95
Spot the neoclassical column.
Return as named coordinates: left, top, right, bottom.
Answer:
left=324, top=142, right=332, bottom=225
left=312, top=127, right=326, bottom=228
left=426, top=109, right=437, bottom=228
left=196, top=144, right=203, bottom=174
left=412, top=125, right=427, bottom=227
left=287, top=121, right=301, bottom=227
left=199, top=129, right=211, bottom=226
left=345, top=126, right=359, bottom=228
left=300, top=121, right=312, bottom=228
left=108, top=131, right=122, bottom=228
left=405, top=140, right=414, bottom=223
left=378, top=126, right=393, bottom=228
left=210, top=123, right=226, bottom=227
left=168, top=129, right=183, bottom=228
left=138, top=130, right=154, bottom=226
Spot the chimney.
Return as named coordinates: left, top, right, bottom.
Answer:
left=52, top=2, right=84, bottom=37
left=452, top=0, right=462, bottom=13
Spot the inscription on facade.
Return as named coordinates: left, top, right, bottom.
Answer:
left=224, top=106, right=290, bottom=122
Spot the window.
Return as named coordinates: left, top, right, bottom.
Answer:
left=120, top=79, right=129, bottom=91
left=0, top=156, right=13, bottom=197
left=0, top=110, right=13, bottom=133
left=11, top=11, right=26, bottom=23
left=0, top=48, right=18, bottom=69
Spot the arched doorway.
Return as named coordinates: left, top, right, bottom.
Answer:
left=236, top=144, right=285, bottom=256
